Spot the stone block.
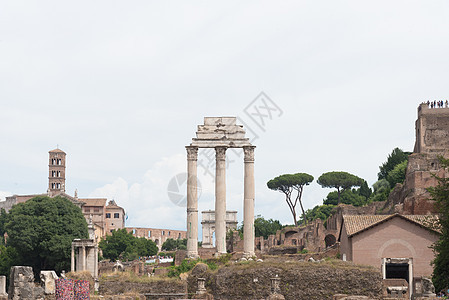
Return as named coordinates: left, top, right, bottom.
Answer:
left=8, top=266, right=44, bottom=300
left=153, top=268, right=169, bottom=276
left=0, top=276, right=6, bottom=296
left=40, top=270, right=58, bottom=294
left=204, top=117, right=236, bottom=126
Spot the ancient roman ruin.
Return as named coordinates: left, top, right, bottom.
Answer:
left=71, top=217, right=99, bottom=279
left=186, top=117, right=255, bottom=257
left=201, top=210, right=238, bottom=248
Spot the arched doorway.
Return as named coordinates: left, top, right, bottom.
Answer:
left=325, top=234, right=336, bottom=248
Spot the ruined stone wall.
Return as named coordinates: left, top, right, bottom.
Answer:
left=386, top=104, right=449, bottom=215
left=99, top=278, right=187, bottom=296
left=414, top=104, right=449, bottom=154
left=187, top=261, right=382, bottom=300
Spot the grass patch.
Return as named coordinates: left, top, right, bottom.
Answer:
left=100, top=270, right=180, bottom=283
left=168, top=258, right=218, bottom=278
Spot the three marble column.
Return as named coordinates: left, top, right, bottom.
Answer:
left=186, top=145, right=255, bottom=258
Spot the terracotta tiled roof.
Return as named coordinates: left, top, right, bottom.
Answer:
left=343, top=214, right=440, bottom=237
left=49, top=148, right=66, bottom=153
left=80, top=198, right=107, bottom=207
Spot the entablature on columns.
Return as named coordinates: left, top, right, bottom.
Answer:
left=188, top=117, right=254, bottom=149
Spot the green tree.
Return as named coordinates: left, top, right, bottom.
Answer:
left=317, top=171, right=363, bottom=204
left=4, top=195, right=88, bottom=276
left=237, top=216, right=283, bottom=240
left=429, top=157, right=449, bottom=292
left=299, top=204, right=336, bottom=226
left=359, top=180, right=372, bottom=199
left=99, top=228, right=136, bottom=261
left=323, top=189, right=367, bottom=206
left=386, top=160, right=408, bottom=188
left=267, top=173, right=314, bottom=226
left=0, top=208, right=8, bottom=244
left=135, top=237, right=158, bottom=257
left=369, top=179, right=391, bottom=202
left=253, top=215, right=283, bottom=239
left=161, top=238, right=187, bottom=251
left=378, top=148, right=410, bottom=180
left=0, top=245, right=19, bottom=277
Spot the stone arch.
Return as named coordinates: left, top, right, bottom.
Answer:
left=155, top=239, right=159, bottom=246
left=284, top=230, right=297, bottom=239
left=284, top=230, right=298, bottom=246
left=377, top=239, right=416, bottom=258
left=325, top=234, right=336, bottom=248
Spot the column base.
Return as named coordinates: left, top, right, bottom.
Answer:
left=213, top=252, right=228, bottom=258
left=243, top=252, right=255, bottom=259
left=187, top=252, right=199, bottom=259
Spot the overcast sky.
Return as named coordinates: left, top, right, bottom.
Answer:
left=1, top=1, right=448, bottom=233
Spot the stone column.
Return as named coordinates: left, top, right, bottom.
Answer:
left=186, top=146, right=199, bottom=258
left=81, top=246, right=86, bottom=271
left=71, top=244, right=75, bottom=272
left=243, top=146, right=255, bottom=257
left=94, top=245, right=98, bottom=278
left=215, top=146, right=227, bottom=254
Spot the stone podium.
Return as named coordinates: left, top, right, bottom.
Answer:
left=187, top=117, right=255, bottom=258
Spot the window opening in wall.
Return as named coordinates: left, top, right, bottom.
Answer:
left=148, top=231, right=151, bottom=237
left=106, top=213, right=111, bottom=218
left=94, top=208, right=99, bottom=213
left=386, top=263, right=409, bottom=282
left=85, top=208, right=90, bottom=213
left=168, top=231, right=171, bottom=236
left=114, top=213, right=119, bottom=218
left=133, top=229, right=136, bottom=234
left=162, top=231, right=165, bottom=235
left=178, top=233, right=181, bottom=239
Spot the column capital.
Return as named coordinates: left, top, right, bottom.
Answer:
left=243, top=146, right=255, bottom=162
left=215, top=146, right=227, bottom=161
left=186, top=146, right=198, bottom=161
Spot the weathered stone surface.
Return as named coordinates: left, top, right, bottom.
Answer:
left=0, top=276, right=6, bottom=296
left=267, top=246, right=298, bottom=255
left=187, top=261, right=382, bottom=300
left=8, top=266, right=44, bottom=300
left=40, top=271, right=58, bottom=295
left=99, top=278, right=186, bottom=295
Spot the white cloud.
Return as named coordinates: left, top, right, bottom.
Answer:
left=0, top=191, right=12, bottom=202
left=89, top=154, right=187, bottom=230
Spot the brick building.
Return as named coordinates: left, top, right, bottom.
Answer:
left=339, top=214, right=439, bottom=296
left=126, top=227, right=187, bottom=251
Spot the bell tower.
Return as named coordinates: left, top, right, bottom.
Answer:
left=48, top=148, right=66, bottom=197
